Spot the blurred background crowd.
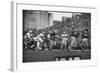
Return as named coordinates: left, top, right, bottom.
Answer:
left=23, top=13, right=91, bottom=51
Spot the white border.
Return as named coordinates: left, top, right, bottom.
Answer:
left=11, top=1, right=97, bottom=72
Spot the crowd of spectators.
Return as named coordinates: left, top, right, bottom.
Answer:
left=23, top=13, right=91, bottom=51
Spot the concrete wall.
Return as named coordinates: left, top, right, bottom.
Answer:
left=48, top=13, right=53, bottom=27
left=23, top=10, right=53, bottom=31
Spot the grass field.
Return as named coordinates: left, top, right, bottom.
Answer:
left=23, top=50, right=91, bottom=62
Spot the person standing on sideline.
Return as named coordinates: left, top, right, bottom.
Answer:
left=60, top=32, right=68, bottom=50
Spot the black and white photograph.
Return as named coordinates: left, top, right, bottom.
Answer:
left=23, top=10, right=91, bottom=62
left=11, top=1, right=97, bottom=71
